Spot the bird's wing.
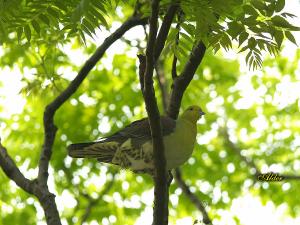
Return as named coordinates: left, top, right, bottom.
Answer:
left=67, top=116, right=176, bottom=162
left=106, top=116, right=176, bottom=148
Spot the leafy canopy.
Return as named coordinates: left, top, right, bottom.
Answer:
left=0, top=0, right=299, bottom=70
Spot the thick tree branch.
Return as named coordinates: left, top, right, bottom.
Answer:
left=30, top=15, right=147, bottom=225
left=0, top=140, right=34, bottom=194
left=142, top=1, right=169, bottom=224
left=38, top=15, right=148, bottom=187
left=154, top=58, right=212, bottom=224
left=0, top=141, right=61, bottom=225
left=154, top=4, right=178, bottom=61
left=168, top=41, right=206, bottom=119
left=174, top=169, right=212, bottom=224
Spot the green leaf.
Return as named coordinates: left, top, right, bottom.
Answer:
left=91, top=0, right=107, bottom=13
left=208, top=33, right=221, bottom=47
left=242, top=16, right=257, bottom=26
left=249, top=25, right=262, bottom=33
left=81, top=24, right=94, bottom=38
left=238, top=45, right=248, bottom=53
left=266, top=2, right=275, bottom=16
left=177, top=45, right=188, bottom=58
left=31, top=20, right=40, bottom=35
left=82, top=18, right=95, bottom=34
left=251, top=0, right=266, bottom=13
left=47, top=7, right=59, bottom=19
left=246, top=51, right=252, bottom=64
left=181, top=23, right=195, bottom=36
left=238, top=32, right=249, bottom=47
left=17, top=27, right=23, bottom=43
left=248, top=37, right=256, bottom=48
left=257, top=40, right=265, bottom=50
left=213, top=43, right=220, bottom=53
left=285, top=31, right=297, bottom=45
left=39, top=14, right=50, bottom=26
left=271, top=15, right=300, bottom=30
left=275, top=0, right=285, bottom=12
left=281, top=12, right=296, bottom=18
left=71, top=7, right=82, bottom=23
left=79, top=29, right=86, bottom=45
left=80, top=0, right=90, bottom=11
left=89, top=7, right=108, bottom=28
left=227, top=21, right=244, bottom=40
left=274, top=29, right=283, bottom=47
left=220, top=33, right=232, bottom=50
left=243, top=5, right=259, bottom=16
left=180, top=32, right=194, bottom=44
left=24, top=25, right=31, bottom=42
left=86, top=13, right=99, bottom=28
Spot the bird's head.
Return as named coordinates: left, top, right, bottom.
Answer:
left=181, top=105, right=205, bottom=123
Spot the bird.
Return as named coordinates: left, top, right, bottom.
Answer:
left=68, top=105, right=205, bottom=174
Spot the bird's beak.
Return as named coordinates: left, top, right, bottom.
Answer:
left=199, top=111, right=205, bottom=116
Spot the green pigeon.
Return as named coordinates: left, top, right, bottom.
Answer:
left=68, top=105, right=205, bottom=174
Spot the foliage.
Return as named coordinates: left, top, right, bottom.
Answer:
left=0, top=0, right=300, bottom=224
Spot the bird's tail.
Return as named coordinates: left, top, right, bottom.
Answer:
left=67, top=140, right=118, bottom=163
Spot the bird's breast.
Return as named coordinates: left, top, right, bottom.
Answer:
left=164, top=119, right=197, bottom=169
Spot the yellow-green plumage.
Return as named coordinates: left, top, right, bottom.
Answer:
left=68, top=105, right=205, bottom=174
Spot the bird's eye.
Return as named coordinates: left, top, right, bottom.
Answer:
left=189, top=108, right=193, bottom=111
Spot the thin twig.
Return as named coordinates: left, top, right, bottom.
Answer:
left=167, top=41, right=206, bottom=119
left=80, top=174, right=116, bottom=224
left=282, top=175, right=300, bottom=180
left=221, top=128, right=259, bottom=177
left=174, top=169, right=212, bottom=225
left=138, top=54, right=146, bottom=92
left=171, top=12, right=182, bottom=79
left=221, top=127, right=300, bottom=181
left=155, top=60, right=169, bottom=111
left=171, top=54, right=178, bottom=80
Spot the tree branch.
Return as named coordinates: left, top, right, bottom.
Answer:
left=174, top=169, right=212, bottom=224
left=142, top=1, right=169, bottom=224
left=0, top=140, right=34, bottom=194
left=221, top=127, right=300, bottom=181
left=154, top=56, right=212, bottom=224
left=168, top=41, right=206, bottom=119
left=171, top=54, right=178, bottom=80
left=154, top=4, right=178, bottom=61
left=221, top=128, right=259, bottom=177
left=282, top=175, right=300, bottom=180
left=80, top=174, right=115, bottom=224
left=38, top=15, right=148, bottom=187
left=138, top=54, right=146, bottom=92
left=155, top=60, right=170, bottom=111
left=31, top=15, right=147, bottom=225
left=171, top=15, right=181, bottom=80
